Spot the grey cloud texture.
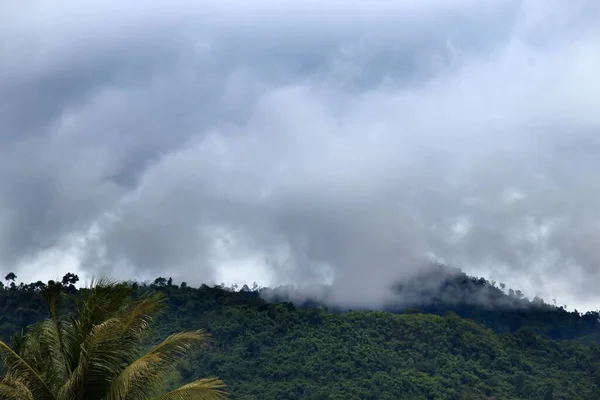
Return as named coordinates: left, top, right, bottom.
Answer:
left=2, top=0, right=600, bottom=309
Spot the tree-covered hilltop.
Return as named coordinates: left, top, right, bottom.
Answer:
left=262, top=264, right=600, bottom=341
left=1, top=271, right=600, bottom=399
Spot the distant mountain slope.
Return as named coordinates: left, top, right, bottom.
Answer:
left=389, top=265, right=600, bottom=341
left=156, top=283, right=600, bottom=399
left=1, top=273, right=600, bottom=399
left=264, top=264, right=600, bottom=341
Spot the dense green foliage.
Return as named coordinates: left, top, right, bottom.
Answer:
left=1, top=271, right=600, bottom=399
left=0, top=279, right=227, bottom=400
left=266, top=266, right=600, bottom=341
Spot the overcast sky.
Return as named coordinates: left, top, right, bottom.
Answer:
left=1, top=0, right=600, bottom=309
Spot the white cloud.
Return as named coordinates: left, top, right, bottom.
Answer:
left=2, top=0, right=600, bottom=309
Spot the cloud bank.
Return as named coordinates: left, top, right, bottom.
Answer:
left=1, top=0, right=600, bottom=309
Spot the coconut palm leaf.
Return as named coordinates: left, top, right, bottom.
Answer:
left=153, top=378, right=228, bottom=400
left=0, top=280, right=228, bottom=400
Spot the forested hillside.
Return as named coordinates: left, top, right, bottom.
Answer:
left=1, top=271, right=600, bottom=399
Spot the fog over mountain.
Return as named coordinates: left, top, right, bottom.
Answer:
left=1, top=0, right=600, bottom=309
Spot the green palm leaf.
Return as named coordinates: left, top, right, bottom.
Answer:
left=0, top=280, right=228, bottom=400
left=153, top=378, right=228, bottom=400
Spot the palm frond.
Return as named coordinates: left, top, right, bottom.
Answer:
left=144, top=330, right=213, bottom=366
left=8, top=323, right=64, bottom=395
left=152, top=378, right=228, bottom=400
left=105, top=353, right=162, bottom=400
left=35, top=320, right=69, bottom=385
left=0, top=377, right=35, bottom=400
left=106, top=330, right=213, bottom=400
left=57, top=317, right=130, bottom=399
left=0, top=340, right=54, bottom=400
left=1, top=279, right=226, bottom=400
left=121, top=292, right=166, bottom=339
left=77, top=279, right=134, bottom=328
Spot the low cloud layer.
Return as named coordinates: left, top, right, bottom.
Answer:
left=1, top=0, right=600, bottom=309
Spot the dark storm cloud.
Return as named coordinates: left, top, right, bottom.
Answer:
left=2, top=0, right=600, bottom=309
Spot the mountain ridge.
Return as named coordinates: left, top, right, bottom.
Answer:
left=1, top=269, right=600, bottom=399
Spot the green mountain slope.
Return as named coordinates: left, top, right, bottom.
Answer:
left=156, top=285, right=600, bottom=400
left=1, top=274, right=600, bottom=399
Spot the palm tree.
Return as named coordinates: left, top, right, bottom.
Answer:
left=0, top=279, right=228, bottom=400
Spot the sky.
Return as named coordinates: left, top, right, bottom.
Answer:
left=1, top=0, right=600, bottom=310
